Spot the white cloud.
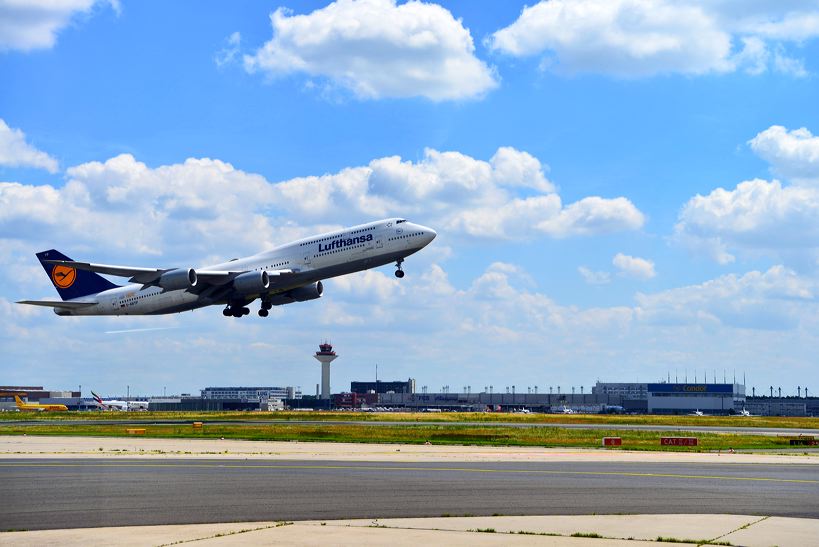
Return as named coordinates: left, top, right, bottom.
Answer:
left=0, top=147, right=644, bottom=275
left=0, top=119, right=58, bottom=173
left=613, top=253, right=656, bottom=280
left=676, top=125, right=819, bottom=265
left=635, top=265, right=816, bottom=330
left=675, top=179, right=819, bottom=264
left=0, top=0, right=114, bottom=52
left=272, top=146, right=643, bottom=239
left=243, top=0, right=497, bottom=101
left=749, top=125, right=819, bottom=182
left=489, top=0, right=732, bottom=77
left=489, top=0, right=819, bottom=78
left=578, top=266, right=611, bottom=285
left=214, top=31, right=241, bottom=68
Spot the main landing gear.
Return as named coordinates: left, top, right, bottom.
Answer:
left=394, top=258, right=405, bottom=278
left=258, top=300, right=272, bottom=317
left=223, top=305, right=250, bottom=318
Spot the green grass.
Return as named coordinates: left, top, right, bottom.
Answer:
left=0, top=421, right=802, bottom=451
left=1, top=410, right=816, bottom=431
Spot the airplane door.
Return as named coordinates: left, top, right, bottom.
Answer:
left=376, top=237, right=383, bottom=249
left=304, top=253, right=311, bottom=266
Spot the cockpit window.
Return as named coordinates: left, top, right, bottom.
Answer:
left=396, top=219, right=407, bottom=224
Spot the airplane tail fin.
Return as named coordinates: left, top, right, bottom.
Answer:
left=14, top=395, right=24, bottom=407
left=36, top=250, right=119, bottom=300
left=91, top=391, right=106, bottom=408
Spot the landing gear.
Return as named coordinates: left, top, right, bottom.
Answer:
left=394, top=258, right=405, bottom=278
left=258, top=309, right=269, bottom=317
left=258, top=300, right=272, bottom=317
left=223, top=305, right=250, bottom=318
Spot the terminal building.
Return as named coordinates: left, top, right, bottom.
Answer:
left=375, top=381, right=748, bottom=414
left=201, top=386, right=300, bottom=401
left=351, top=379, right=415, bottom=395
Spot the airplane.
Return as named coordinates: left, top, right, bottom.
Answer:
left=559, top=406, right=575, bottom=414
left=17, top=218, right=436, bottom=318
left=91, top=391, right=148, bottom=411
left=734, top=407, right=757, bottom=417
left=14, top=395, right=68, bottom=412
left=690, top=409, right=705, bottom=416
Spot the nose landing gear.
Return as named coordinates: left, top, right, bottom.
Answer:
left=394, top=258, right=405, bottom=278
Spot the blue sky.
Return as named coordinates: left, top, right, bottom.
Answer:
left=3, top=0, right=819, bottom=397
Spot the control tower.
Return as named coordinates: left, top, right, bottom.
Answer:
left=313, top=342, right=338, bottom=400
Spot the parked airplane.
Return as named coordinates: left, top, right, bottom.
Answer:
left=18, top=218, right=436, bottom=318
left=91, top=391, right=148, bottom=411
left=690, top=409, right=705, bottom=416
left=735, top=408, right=757, bottom=417
left=14, top=395, right=67, bottom=412
left=559, top=406, right=575, bottom=414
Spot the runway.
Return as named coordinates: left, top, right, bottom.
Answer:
left=5, top=419, right=819, bottom=436
left=1, top=458, right=817, bottom=530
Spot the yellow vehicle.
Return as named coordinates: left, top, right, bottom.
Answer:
left=14, top=395, right=68, bottom=412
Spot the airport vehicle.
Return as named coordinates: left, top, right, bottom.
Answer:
left=18, top=218, right=436, bottom=318
left=91, top=391, right=148, bottom=411
left=14, top=395, right=67, bottom=412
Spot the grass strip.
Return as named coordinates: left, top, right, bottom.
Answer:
left=0, top=422, right=805, bottom=451
left=0, top=410, right=817, bottom=430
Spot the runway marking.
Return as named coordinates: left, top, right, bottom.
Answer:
left=1, top=462, right=816, bottom=484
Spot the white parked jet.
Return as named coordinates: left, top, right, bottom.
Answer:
left=91, top=391, right=148, bottom=411
left=18, top=218, right=436, bottom=318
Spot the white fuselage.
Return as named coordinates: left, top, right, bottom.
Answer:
left=57, top=218, right=435, bottom=316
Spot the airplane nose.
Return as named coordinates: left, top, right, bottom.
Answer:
left=421, top=225, right=437, bottom=244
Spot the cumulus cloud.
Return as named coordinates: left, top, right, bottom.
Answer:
left=271, top=146, right=643, bottom=239
left=489, top=0, right=819, bottom=77
left=613, top=253, right=656, bottom=280
left=676, top=125, right=819, bottom=265
left=578, top=266, right=611, bottom=285
left=749, top=125, right=819, bottom=183
left=0, top=0, right=115, bottom=52
left=0, top=119, right=58, bottom=173
left=635, top=265, right=816, bottom=330
left=0, top=146, right=644, bottom=271
left=243, top=0, right=497, bottom=101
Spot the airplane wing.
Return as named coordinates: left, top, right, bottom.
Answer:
left=44, top=259, right=251, bottom=287
left=43, top=259, right=300, bottom=297
left=42, top=259, right=173, bottom=284
left=16, top=300, right=97, bottom=308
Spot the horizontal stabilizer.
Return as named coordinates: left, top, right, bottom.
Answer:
left=17, top=300, right=96, bottom=309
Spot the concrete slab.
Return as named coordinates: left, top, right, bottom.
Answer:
left=3, top=515, right=816, bottom=546
left=2, top=436, right=818, bottom=465
left=721, top=516, right=819, bottom=547
left=196, top=523, right=665, bottom=546
left=328, top=514, right=759, bottom=542
left=0, top=522, right=282, bottom=547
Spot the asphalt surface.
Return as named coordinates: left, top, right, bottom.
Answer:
left=1, top=458, right=817, bottom=530
left=4, top=419, right=819, bottom=436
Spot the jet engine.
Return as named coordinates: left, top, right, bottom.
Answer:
left=268, top=281, right=323, bottom=306
left=159, top=268, right=197, bottom=290
left=232, top=270, right=270, bottom=294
